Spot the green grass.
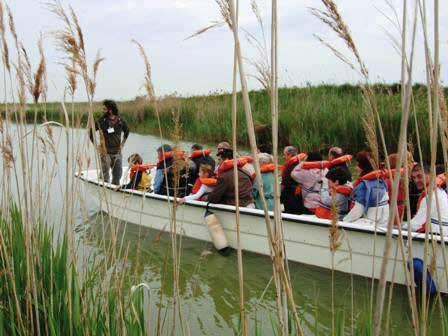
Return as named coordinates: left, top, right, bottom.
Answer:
left=0, top=206, right=148, bottom=335
left=20, top=83, right=446, bottom=161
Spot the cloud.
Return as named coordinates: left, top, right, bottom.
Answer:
left=5, top=0, right=448, bottom=101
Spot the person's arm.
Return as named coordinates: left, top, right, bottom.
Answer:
left=343, top=202, right=365, bottom=222
left=208, top=177, right=228, bottom=204
left=290, top=164, right=303, bottom=184
left=408, top=197, right=428, bottom=231
left=153, top=169, right=164, bottom=194
left=89, top=120, right=99, bottom=143
left=184, top=184, right=210, bottom=201
left=121, top=119, right=130, bottom=148
left=342, top=182, right=366, bottom=222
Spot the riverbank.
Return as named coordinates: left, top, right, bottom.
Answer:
left=22, top=84, right=444, bottom=159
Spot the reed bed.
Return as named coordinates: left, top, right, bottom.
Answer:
left=20, top=84, right=445, bottom=162
left=1, top=0, right=448, bottom=335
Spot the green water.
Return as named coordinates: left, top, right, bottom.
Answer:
left=83, top=212, right=426, bottom=335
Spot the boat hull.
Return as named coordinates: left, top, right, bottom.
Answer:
left=78, top=169, right=448, bottom=294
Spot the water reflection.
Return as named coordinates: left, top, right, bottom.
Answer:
left=84, top=211, right=417, bottom=335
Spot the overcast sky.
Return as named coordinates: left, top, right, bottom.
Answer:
left=8, top=0, right=448, bottom=101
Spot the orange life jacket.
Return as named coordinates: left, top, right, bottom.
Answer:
left=191, top=177, right=218, bottom=194
left=301, top=154, right=353, bottom=170
left=335, top=185, right=353, bottom=196
left=218, top=157, right=252, bottom=176
left=129, top=164, right=155, bottom=178
left=352, top=168, right=402, bottom=188
left=260, top=163, right=276, bottom=173
left=190, top=149, right=212, bottom=159
left=158, top=150, right=186, bottom=163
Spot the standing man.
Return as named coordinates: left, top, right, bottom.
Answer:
left=89, top=99, right=130, bottom=185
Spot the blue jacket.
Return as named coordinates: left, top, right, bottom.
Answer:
left=353, top=179, right=388, bottom=213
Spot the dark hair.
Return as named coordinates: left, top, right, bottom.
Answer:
left=326, top=167, right=349, bottom=185
left=191, top=144, right=203, bottom=151
left=217, top=148, right=233, bottom=160
left=436, top=164, right=445, bottom=175
left=128, top=153, right=143, bottom=165
left=103, top=99, right=119, bottom=115
left=157, top=144, right=172, bottom=153
left=306, top=151, right=322, bottom=162
left=356, top=151, right=374, bottom=176
left=199, top=164, right=215, bottom=177
left=412, top=163, right=432, bottom=175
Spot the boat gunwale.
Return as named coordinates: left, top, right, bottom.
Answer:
left=76, top=170, right=448, bottom=245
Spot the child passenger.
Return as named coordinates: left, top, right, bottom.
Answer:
left=315, top=167, right=352, bottom=220
left=122, top=153, right=153, bottom=191
left=179, top=164, right=217, bottom=203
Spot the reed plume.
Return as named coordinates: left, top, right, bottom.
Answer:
left=310, top=0, right=381, bottom=168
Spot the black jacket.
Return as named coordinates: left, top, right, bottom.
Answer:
left=89, top=115, right=130, bottom=154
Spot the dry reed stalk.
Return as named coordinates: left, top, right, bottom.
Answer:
left=372, top=1, right=421, bottom=333
left=216, top=1, right=304, bottom=334
left=310, top=0, right=383, bottom=167
left=133, top=40, right=190, bottom=336
left=5, top=7, right=45, bottom=333
left=230, top=2, right=247, bottom=335
left=329, top=192, right=341, bottom=336
left=310, top=1, right=422, bottom=333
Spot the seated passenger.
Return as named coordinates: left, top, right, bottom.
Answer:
left=407, top=164, right=448, bottom=234
left=121, top=153, right=153, bottom=191
left=328, top=147, right=352, bottom=182
left=315, top=167, right=352, bottom=220
left=253, top=153, right=275, bottom=211
left=154, top=145, right=193, bottom=197
left=179, top=164, right=216, bottom=203
left=291, top=151, right=325, bottom=214
left=153, top=144, right=172, bottom=194
left=215, top=141, right=231, bottom=174
left=208, top=148, right=255, bottom=208
left=384, top=153, right=408, bottom=223
left=190, top=144, right=216, bottom=180
left=280, top=146, right=306, bottom=214
left=343, top=151, right=389, bottom=227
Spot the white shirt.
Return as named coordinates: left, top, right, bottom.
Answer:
left=408, top=188, right=448, bottom=234
left=343, top=193, right=389, bottom=228
left=184, top=184, right=214, bottom=201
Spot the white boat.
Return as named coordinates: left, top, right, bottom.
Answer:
left=77, top=168, right=448, bottom=294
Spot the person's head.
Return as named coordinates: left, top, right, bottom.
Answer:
left=328, top=147, right=343, bottom=161
left=326, top=167, right=349, bottom=189
left=191, top=144, right=203, bottom=151
left=355, top=151, right=374, bottom=177
left=217, top=148, right=233, bottom=161
left=283, top=146, right=298, bottom=161
left=157, top=144, right=173, bottom=158
left=411, top=163, right=432, bottom=191
left=217, top=142, right=231, bottom=155
left=258, top=152, right=273, bottom=165
left=128, top=153, right=143, bottom=166
left=102, top=99, right=119, bottom=116
left=387, top=153, right=398, bottom=169
left=306, top=151, right=322, bottom=162
left=199, top=164, right=215, bottom=178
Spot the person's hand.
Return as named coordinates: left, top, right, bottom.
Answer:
left=178, top=198, right=186, bottom=204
